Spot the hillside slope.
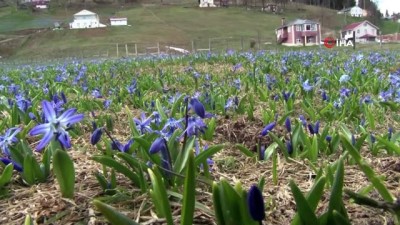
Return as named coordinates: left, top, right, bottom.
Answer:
left=0, top=3, right=398, bottom=59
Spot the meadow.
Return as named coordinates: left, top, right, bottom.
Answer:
left=1, top=48, right=400, bottom=225
left=1, top=3, right=399, bottom=60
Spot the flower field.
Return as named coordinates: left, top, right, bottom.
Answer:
left=1, top=49, right=400, bottom=225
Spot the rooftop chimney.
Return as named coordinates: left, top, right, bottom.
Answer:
left=281, top=17, right=285, bottom=26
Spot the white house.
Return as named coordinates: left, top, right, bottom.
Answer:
left=337, top=6, right=364, bottom=17
left=69, top=10, right=106, bottom=29
left=110, top=17, right=128, bottom=26
left=340, top=20, right=380, bottom=43
left=199, top=0, right=216, bottom=7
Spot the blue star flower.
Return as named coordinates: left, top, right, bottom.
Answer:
left=0, top=127, right=21, bottom=156
left=29, top=100, right=84, bottom=151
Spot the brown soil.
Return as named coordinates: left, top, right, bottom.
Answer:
left=0, top=114, right=398, bottom=225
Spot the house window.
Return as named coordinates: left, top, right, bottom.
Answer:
left=307, top=37, right=313, bottom=43
left=296, top=25, right=302, bottom=31
left=296, top=38, right=302, bottom=43
left=306, top=24, right=316, bottom=31
left=348, top=31, right=351, bottom=34
left=364, top=29, right=367, bottom=34
left=357, top=29, right=360, bottom=33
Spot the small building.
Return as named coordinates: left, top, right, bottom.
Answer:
left=69, top=10, right=106, bottom=29
left=110, top=17, right=128, bottom=26
left=18, top=0, right=50, bottom=9
left=340, top=20, right=379, bottom=43
left=337, top=6, right=364, bottom=17
left=199, top=0, right=216, bottom=7
left=275, top=18, right=322, bottom=46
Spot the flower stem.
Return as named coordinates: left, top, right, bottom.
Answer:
left=181, top=97, right=189, bottom=152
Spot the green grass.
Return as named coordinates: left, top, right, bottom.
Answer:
left=1, top=3, right=400, bottom=60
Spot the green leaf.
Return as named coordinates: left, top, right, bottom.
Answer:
left=91, top=156, right=140, bottom=186
left=167, top=190, right=214, bottom=216
left=181, top=151, right=196, bottom=225
left=269, top=132, right=289, bottom=160
left=156, top=99, right=168, bottom=121
left=340, top=135, right=394, bottom=202
left=332, top=210, right=352, bottom=225
left=94, top=172, right=109, bottom=190
left=310, top=135, right=318, bottom=162
left=148, top=167, right=174, bottom=225
left=53, top=150, right=75, bottom=199
left=272, top=150, right=278, bottom=185
left=195, top=144, right=225, bottom=167
left=22, top=155, right=36, bottom=185
left=170, top=94, right=185, bottom=118
left=0, top=164, right=13, bottom=187
left=235, top=144, right=255, bottom=157
left=289, top=180, right=319, bottom=225
left=212, top=182, right=226, bottom=225
left=24, top=214, right=34, bottom=225
left=219, top=179, right=243, bottom=225
left=364, top=106, right=375, bottom=130
left=174, top=136, right=195, bottom=174
left=93, top=200, right=140, bottom=225
left=116, top=153, right=147, bottom=193
left=291, top=177, right=326, bottom=225
left=203, top=117, right=217, bottom=141
left=264, top=142, right=278, bottom=160
left=41, top=147, right=52, bottom=178
left=344, top=189, right=381, bottom=208
left=376, top=136, right=400, bottom=155
left=327, top=158, right=348, bottom=223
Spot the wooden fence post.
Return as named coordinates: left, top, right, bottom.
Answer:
left=116, top=43, right=119, bottom=57
left=191, top=40, right=195, bottom=53
left=209, top=38, right=212, bottom=52
left=157, top=42, right=160, bottom=55
left=241, top=37, right=244, bottom=51
left=125, top=44, right=128, bottom=56
left=135, top=43, right=138, bottom=56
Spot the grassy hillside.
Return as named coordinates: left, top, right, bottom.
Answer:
left=0, top=3, right=399, bottom=60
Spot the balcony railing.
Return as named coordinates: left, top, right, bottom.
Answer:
left=301, top=31, right=318, bottom=36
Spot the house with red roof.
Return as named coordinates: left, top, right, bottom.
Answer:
left=275, top=18, right=322, bottom=46
left=340, top=20, right=379, bottom=43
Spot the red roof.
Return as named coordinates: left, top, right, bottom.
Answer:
left=359, top=34, right=376, bottom=38
left=342, top=21, right=363, bottom=31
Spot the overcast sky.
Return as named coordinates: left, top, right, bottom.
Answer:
left=372, top=0, right=400, bottom=15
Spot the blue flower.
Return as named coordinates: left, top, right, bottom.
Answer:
left=285, top=117, right=291, bottom=133
left=111, top=139, right=134, bottom=152
left=261, top=122, right=276, bottom=136
left=0, top=127, right=21, bottom=156
left=29, top=100, right=84, bottom=151
left=90, top=128, right=103, bottom=145
left=302, top=79, right=313, bottom=92
left=321, top=90, right=329, bottom=101
left=247, top=184, right=265, bottom=221
left=190, top=98, right=205, bottom=118
left=286, top=140, right=293, bottom=154
left=149, top=137, right=167, bottom=154
left=182, top=117, right=207, bottom=137
left=103, top=99, right=111, bottom=109
left=325, top=135, right=332, bottom=142
left=299, top=115, right=307, bottom=127
left=0, top=157, right=23, bottom=172
left=339, top=74, right=350, bottom=83
left=134, top=112, right=153, bottom=134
